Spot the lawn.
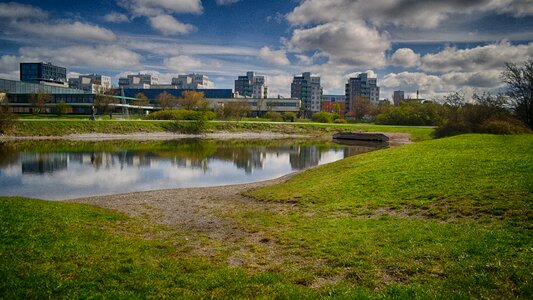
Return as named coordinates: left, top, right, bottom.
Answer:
left=1, top=134, right=531, bottom=298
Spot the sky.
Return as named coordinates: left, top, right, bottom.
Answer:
left=0, top=0, right=532, bottom=100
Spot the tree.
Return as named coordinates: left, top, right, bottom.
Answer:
left=502, top=59, right=533, bottom=129
left=178, top=90, right=208, bottom=111
left=94, top=91, right=118, bottom=115
left=350, top=96, right=375, bottom=120
left=156, top=92, right=178, bottom=109
left=55, top=101, right=70, bottom=116
left=0, top=90, right=16, bottom=133
left=216, top=100, right=249, bottom=120
left=132, top=92, right=149, bottom=107
left=29, top=91, right=53, bottom=114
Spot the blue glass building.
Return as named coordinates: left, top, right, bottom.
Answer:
left=20, top=62, right=67, bottom=84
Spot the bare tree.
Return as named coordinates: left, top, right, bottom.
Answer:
left=178, top=90, right=207, bottom=111
left=29, top=91, right=53, bottom=114
left=94, top=91, right=118, bottom=115
left=156, top=92, right=178, bottom=110
left=503, top=59, right=533, bottom=129
left=350, top=96, right=375, bottom=120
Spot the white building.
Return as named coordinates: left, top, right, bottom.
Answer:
left=118, top=73, right=159, bottom=88
left=171, top=73, right=213, bottom=89
left=68, top=74, right=111, bottom=94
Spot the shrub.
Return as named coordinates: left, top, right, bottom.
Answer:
left=264, top=111, right=283, bottom=122
left=311, top=112, right=338, bottom=123
left=478, top=119, right=531, bottom=135
left=333, top=118, right=347, bottom=124
left=282, top=112, right=297, bottom=122
left=144, top=109, right=215, bottom=121
left=0, top=105, right=16, bottom=134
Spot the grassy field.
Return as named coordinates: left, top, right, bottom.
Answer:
left=1, top=134, right=532, bottom=298
left=4, top=119, right=434, bottom=141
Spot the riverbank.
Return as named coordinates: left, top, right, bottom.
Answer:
left=1, top=119, right=435, bottom=141
left=3, top=134, right=530, bottom=298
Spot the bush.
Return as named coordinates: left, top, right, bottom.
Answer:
left=144, top=109, right=215, bottom=121
left=264, top=111, right=283, bottom=122
left=282, top=112, right=297, bottom=122
left=0, top=106, right=16, bottom=134
left=333, top=118, right=347, bottom=124
left=311, top=112, right=338, bottom=123
left=478, top=119, right=531, bottom=135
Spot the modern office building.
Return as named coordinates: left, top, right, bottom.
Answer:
left=210, top=98, right=301, bottom=117
left=234, top=72, right=268, bottom=99
left=171, top=74, right=213, bottom=89
left=20, top=62, right=67, bottom=86
left=393, top=90, right=405, bottom=106
left=118, top=73, right=159, bottom=88
left=322, top=95, right=346, bottom=115
left=291, top=72, right=322, bottom=117
left=68, top=74, right=111, bottom=94
left=345, top=73, right=380, bottom=114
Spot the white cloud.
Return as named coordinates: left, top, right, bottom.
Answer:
left=164, top=55, right=202, bottom=72
left=118, top=0, right=202, bottom=17
left=421, top=41, right=533, bottom=73
left=286, top=21, right=390, bottom=68
left=19, top=45, right=142, bottom=69
left=104, top=12, right=130, bottom=23
left=149, top=14, right=196, bottom=36
left=258, top=47, right=290, bottom=66
left=12, top=21, right=116, bottom=42
left=216, top=0, right=241, bottom=5
left=266, top=75, right=293, bottom=98
left=0, top=55, right=19, bottom=73
left=287, top=0, right=533, bottom=29
left=390, top=48, right=421, bottom=68
left=0, top=2, right=47, bottom=19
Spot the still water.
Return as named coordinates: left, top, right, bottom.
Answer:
left=0, top=139, right=382, bottom=200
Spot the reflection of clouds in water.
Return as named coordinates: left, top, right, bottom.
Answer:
left=0, top=143, right=358, bottom=200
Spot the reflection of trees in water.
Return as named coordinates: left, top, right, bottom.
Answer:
left=0, top=143, right=19, bottom=168
left=20, top=153, right=68, bottom=174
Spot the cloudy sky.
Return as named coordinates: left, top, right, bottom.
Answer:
left=0, top=0, right=532, bottom=99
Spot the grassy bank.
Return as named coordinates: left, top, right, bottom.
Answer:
left=3, top=119, right=434, bottom=141
left=1, top=134, right=531, bottom=298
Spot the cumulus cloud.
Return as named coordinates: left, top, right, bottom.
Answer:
left=265, top=75, right=293, bottom=97
left=104, top=12, right=130, bottom=23
left=390, top=48, right=421, bottom=68
left=216, top=0, right=241, bottom=5
left=286, top=21, right=390, bottom=68
left=117, top=0, right=202, bottom=17
left=0, top=2, right=47, bottom=19
left=287, top=0, right=533, bottom=29
left=258, top=47, right=290, bottom=66
left=149, top=14, right=196, bottom=35
left=421, top=41, right=533, bottom=73
left=164, top=55, right=202, bottom=72
left=0, top=55, right=19, bottom=73
left=12, top=21, right=116, bottom=42
left=19, top=45, right=142, bottom=69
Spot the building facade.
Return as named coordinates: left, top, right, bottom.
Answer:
left=118, top=73, right=159, bottom=88
left=234, top=72, right=267, bottom=99
left=291, top=72, right=322, bottom=117
left=345, top=73, right=380, bottom=114
left=171, top=74, right=213, bottom=89
left=393, top=90, right=405, bottom=106
left=68, top=74, right=111, bottom=94
left=322, top=95, right=346, bottom=115
left=20, top=62, right=67, bottom=86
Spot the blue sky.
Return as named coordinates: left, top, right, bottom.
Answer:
left=0, top=0, right=532, bottom=99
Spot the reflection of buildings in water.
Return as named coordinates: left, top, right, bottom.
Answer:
left=171, top=157, right=209, bottom=172
left=21, top=152, right=68, bottom=174
left=342, top=146, right=377, bottom=157
left=290, top=146, right=321, bottom=170
left=70, top=152, right=153, bottom=170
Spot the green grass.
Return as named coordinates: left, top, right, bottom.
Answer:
left=2, top=134, right=531, bottom=298
left=5, top=119, right=435, bottom=141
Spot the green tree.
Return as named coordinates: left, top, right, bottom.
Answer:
left=503, top=59, right=533, bottom=129
left=0, top=90, right=16, bottom=133
left=55, top=101, right=70, bottom=116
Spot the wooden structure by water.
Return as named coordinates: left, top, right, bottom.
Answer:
left=332, top=132, right=389, bottom=142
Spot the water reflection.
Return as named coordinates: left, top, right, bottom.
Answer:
left=0, top=139, right=380, bottom=200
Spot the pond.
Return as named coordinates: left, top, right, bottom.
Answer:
left=0, top=138, right=385, bottom=200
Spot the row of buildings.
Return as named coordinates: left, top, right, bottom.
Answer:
left=3, top=62, right=408, bottom=117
